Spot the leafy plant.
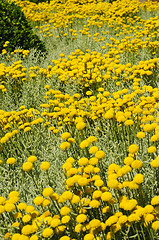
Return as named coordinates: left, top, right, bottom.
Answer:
left=0, top=0, right=46, bottom=54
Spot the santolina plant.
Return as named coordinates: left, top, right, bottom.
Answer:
left=0, top=0, right=159, bottom=239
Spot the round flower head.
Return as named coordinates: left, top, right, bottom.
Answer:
left=22, top=214, right=31, bottom=223
left=43, top=188, right=54, bottom=198
left=0, top=196, right=5, bottom=204
left=9, top=191, right=19, bottom=198
left=84, top=234, right=94, bottom=240
left=76, top=122, right=86, bottom=130
left=89, top=157, right=98, bottom=165
left=125, top=120, right=134, bottom=126
left=22, top=162, right=33, bottom=172
left=60, top=206, right=71, bottom=215
left=17, top=202, right=27, bottom=210
left=51, top=218, right=60, bottom=228
left=94, top=179, right=104, bottom=187
left=60, top=142, right=70, bottom=150
left=101, top=192, right=112, bottom=202
left=151, top=196, right=159, bottom=205
left=137, top=132, right=145, bottom=139
left=61, top=191, right=73, bottom=201
left=59, top=236, right=70, bottom=240
left=89, top=200, right=100, bottom=208
left=5, top=203, right=15, bottom=212
left=61, top=132, right=71, bottom=140
left=6, top=157, right=16, bottom=165
left=61, top=215, right=70, bottom=224
left=89, top=146, right=99, bottom=154
left=34, top=196, right=44, bottom=205
left=42, top=227, right=53, bottom=238
left=89, top=219, right=101, bottom=228
left=21, top=224, right=33, bottom=235
left=27, top=156, right=37, bottom=163
left=150, top=157, right=159, bottom=168
left=133, top=174, right=144, bottom=185
left=77, top=177, right=88, bottom=187
left=152, top=221, right=159, bottom=230
left=40, top=161, right=50, bottom=171
left=76, top=214, right=87, bottom=223
left=30, top=235, right=38, bottom=240
left=12, top=234, right=21, bottom=240
left=148, top=146, right=156, bottom=153
left=78, top=157, right=89, bottom=166
left=131, top=160, right=143, bottom=169
left=128, top=144, right=139, bottom=154
left=95, top=150, right=105, bottom=159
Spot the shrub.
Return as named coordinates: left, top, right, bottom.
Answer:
left=0, top=0, right=46, bottom=54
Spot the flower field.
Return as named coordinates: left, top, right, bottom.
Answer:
left=0, top=0, right=159, bottom=239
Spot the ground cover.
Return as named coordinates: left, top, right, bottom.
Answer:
left=0, top=0, right=159, bottom=239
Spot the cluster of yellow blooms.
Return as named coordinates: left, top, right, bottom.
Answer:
left=0, top=0, right=159, bottom=239
left=0, top=137, right=159, bottom=240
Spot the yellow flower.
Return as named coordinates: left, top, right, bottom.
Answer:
left=24, top=127, right=31, bottom=132
left=40, top=161, right=50, bottom=171
left=152, top=221, right=159, bottom=230
left=34, top=196, right=44, bottom=205
left=75, top=223, right=83, bottom=233
left=150, top=157, right=159, bottom=168
left=61, top=132, right=71, bottom=140
left=59, top=236, right=70, bottom=240
left=42, top=228, right=53, bottom=238
left=148, top=146, right=156, bottom=153
left=11, top=234, right=21, bottom=240
left=4, top=232, right=11, bottom=240
left=105, top=216, right=118, bottom=226
left=78, top=157, right=89, bottom=166
left=4, top=203, right=15, bottom=212
left=42, top=188, right=54, bottom=197
left=22, top=214, right=31, bottom=223
left=128, top=144, right=139, bottom=154
left=6, top=157, right=16, bottom=165
left=95, top=150, right=105, bottom=159
left=22, top=162, right=33, bottom=172
left=94, top=179, right=104, bottom=187
left=51, top=218, right=60, bottom=228
left=76, top=214, right=87, bottom=223
left=60, top=206, right=71, bottom=215
left=22, top=225, right=33, bottom=235
left=76, top=122, right=86, bottom=130
left=144, top=214, right=155, bottom=224
left=77, top=177, right=88, bottom=187
left=30, top=235, right=39, bottom=240
left=61, top=215, right=70, bottom=224
left=101, top=192, right=112, bottom=202
left=89, top=157, right=98, bottom=165
left=151, top=196, right=159, bottom=205
left=60, top=142, right=71, bottom=150
left=133, top=174, right=144, bottom=185
left=89, top=200, right=100, bottom=208
left=107, top=179, right=119, bottom=189
left=89, top=146, right=99, bottom=154
left=124, top=120, right=134, bottom=126
left=89, top=219, right=101, bottom=229
left=61, top=191, right=73, bottom=201
left=131, top=160, right=143, bottom=169
left=84, top=234, right=94, bottom=240
left=137, top=132, right=145, bottom=139
left=27, top=156, right=37, bottom=163
left=17, top=202, right=27, bottom=210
